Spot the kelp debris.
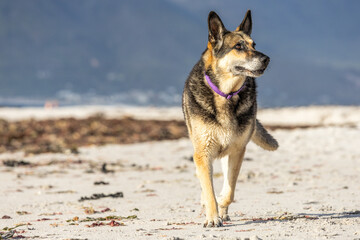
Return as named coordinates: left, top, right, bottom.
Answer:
left=78, top=192, right=123, bottom=202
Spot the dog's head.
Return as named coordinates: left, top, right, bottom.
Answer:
left=207, top=10, right=269, bottom=78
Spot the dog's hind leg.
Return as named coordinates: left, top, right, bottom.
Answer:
left=217, top=148, right=245, bottom=221
left=194, top=151, right=223, bottom=228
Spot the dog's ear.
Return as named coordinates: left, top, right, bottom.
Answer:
left=236, top=10, right=252, bottom=36
left=208, top=11, right=226, bottom=49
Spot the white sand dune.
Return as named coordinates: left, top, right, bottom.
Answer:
left=0, top=106, right=359, bottom=239
left=1, top=105, right=359, bottom=127
left=0, top=105, right=183, bottom=122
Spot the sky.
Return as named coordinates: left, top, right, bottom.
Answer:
left=0, top=0, right=359, bottom=107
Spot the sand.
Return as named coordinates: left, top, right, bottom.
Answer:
left=1, top=105, right=360, bottom=126
left=0, top=106, right=359, bottom=239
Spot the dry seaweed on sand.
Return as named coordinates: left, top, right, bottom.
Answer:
left=0, top=116, right=188, bottom=154
left=85, top=222, right=104, bottom=228
left=2, top=223, right=32, bottom=232
left=78, top=192, right=123, bottom=202
left=344, top=210, right=360, bottom=215
left=2, top=160, right=31, bottom=167
left=166, top=221, right=200, bottom=226
left=66, top=215, right=137, bottom=223
left=243, top=212, right=319, bottom=222
left=85, top=220, right=125, bottom=227
left=36, top=218, right=57, bottom=221
left=16, top=211, right=30, bottom=216
left=155, top=227, right=183, bottom=230
left=94, top=181, right=109, bottom=185
left=101, top=208, right=111, bottom=213
left=235, top=229, right=255, bottom=232
left=100, top=163, right=114, bottom=174
left=0, top=230, right=15, bottom=239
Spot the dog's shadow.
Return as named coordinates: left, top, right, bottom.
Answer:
left=222, top=210, right=360, bottom=227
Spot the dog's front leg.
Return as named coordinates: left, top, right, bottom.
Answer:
left=194, top=152, right=223, bottom=227
left=217, top=148, right=245, bottom=221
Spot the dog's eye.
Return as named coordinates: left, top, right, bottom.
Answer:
left=234, top=43, right=244, bottom=50
left=252, top=42, right=256, bottom=48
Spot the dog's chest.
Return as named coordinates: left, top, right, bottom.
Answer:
left=214, top=101, right=253, bottom=151
left=214, top=121, right=252, bottom=158
left=215, top=98, right=240, bottom=130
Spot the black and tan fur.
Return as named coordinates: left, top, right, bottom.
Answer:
left=182, top=10, right=278, bottom=227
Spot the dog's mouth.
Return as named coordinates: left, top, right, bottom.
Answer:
left=234, top=66, right=266, bottom=76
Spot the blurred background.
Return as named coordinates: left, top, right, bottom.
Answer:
left=0, top=0, right=359, bottom=107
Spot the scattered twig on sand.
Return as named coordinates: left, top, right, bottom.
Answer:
left=2, top=223, right=32, bottom=232
left=85, top=222, right=104, bottom=228
left=67, top=215, right=137, bottom=223
left=155, top=227, right=184, bottom=231
left=266, top=189, right=284, bottom=194
left=166, top=221, right=200, bottom=226
left=83, top=207, right=96, bottom=215
left=36, top=218, right=58, bottom=221
left=101, top=163, right=114, bottom=174
left=39, top=212, right=63, bottom=216
left=16, top=211, right=30, bottom=216
left=145, top=193, right=158, bottom=197
left=47, top=190, right=76, bottom=194
left=0, top=230, right=15, bottom=239
left=235, top=229, right=255, bottom=232
left=183, top=156, right=193, bottom=162
left=78, top=192, right=123, bottom=202
left=243, top=212, right=319, bottom=222
left=94, top=181, right=109, bottom=185
left=108, top=220, right=124, bottom=227
left=85, top=220, right=125, bottom=227
left=82, top=207, right=112, bottom=214
left=344, top=210, right=360, bottom=215
left=101, top=208, right=111, bottom=213
left=3, top=160, right=31, bottom=167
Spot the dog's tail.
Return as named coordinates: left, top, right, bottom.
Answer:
left=251, top=119, right=279, bottom=151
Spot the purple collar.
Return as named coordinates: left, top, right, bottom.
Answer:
left=205, top=73, right=246, bottom=100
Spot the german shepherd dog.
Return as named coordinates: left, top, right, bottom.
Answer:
left=182, top=10, right=278, bottom=227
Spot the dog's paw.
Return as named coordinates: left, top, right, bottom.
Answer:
left=218, top=206, right=230, bottom=221
left=203, top=217, right=223, bottom=228
left=220, top=213, right=230, bottom=221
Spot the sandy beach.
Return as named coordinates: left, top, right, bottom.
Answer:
left=0, top=106, right=359, bottom=239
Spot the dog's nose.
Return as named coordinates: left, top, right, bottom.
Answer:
left=261, top=55, right=270, bottom=66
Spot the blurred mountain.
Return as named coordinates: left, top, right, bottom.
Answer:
left=0, top=0, right=359, bottom=106
left=0, top=0, right=205, bottom=105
